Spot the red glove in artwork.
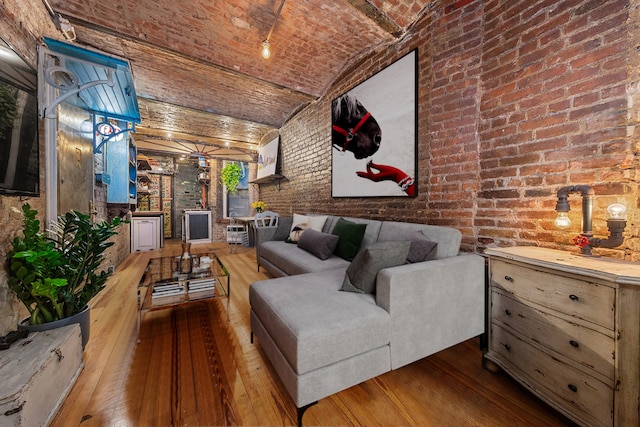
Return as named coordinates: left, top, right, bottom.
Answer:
left=356, top=161, right=415, bottom=196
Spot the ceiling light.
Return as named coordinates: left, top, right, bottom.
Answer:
left=260, top=0, right=285, bottom=60
left=261, top=40, right=271, bottom=59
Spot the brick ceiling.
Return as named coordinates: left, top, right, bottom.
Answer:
left=47, top=0, right=430, bottom=160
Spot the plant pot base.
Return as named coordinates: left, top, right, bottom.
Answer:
left=19, top=305, right=90, bottom=349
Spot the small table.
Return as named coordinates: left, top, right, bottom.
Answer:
left=137, top=251, right=230, bottom=340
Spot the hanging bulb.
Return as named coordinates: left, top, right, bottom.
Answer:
left=261, top=40, right=271, bottom=59
left=607, top=203, right=626, bottom=219
left=554, top=212, right=571, bottom=229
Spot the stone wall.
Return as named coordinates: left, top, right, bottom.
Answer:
left=258, top=0, right=640, bottom=260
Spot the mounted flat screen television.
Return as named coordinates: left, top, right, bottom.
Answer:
left=0, top=37, right=39, bottom=196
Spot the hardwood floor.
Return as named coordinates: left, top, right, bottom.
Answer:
left=51, top=240, right=577, bottom=426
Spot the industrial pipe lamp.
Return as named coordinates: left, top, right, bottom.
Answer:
left=554, top=185, right=627, bottom=256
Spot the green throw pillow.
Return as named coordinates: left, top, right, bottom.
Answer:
left=341, top=241, right=411, bottom=294
left=331, top=218, right=367, bottom=260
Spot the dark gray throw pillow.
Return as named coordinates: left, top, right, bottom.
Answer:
left=340, top=241, right=411, bottom=294
left=387, top=231, right=438, bottom=263
left=297, top=228, right=340, bottom=260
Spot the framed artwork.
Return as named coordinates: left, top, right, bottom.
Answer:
left=257, top=136, right=279, bottom=179
left=331, top=49, right=417, bottom=197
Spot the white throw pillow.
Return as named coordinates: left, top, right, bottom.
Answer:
left=288, top=213, right=328, bottom=242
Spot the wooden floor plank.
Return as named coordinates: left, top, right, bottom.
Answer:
left=51, top=240, right=577, bottom=427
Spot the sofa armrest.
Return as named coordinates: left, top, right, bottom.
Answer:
left=376, top=253, right=485, bottom=370
left=255, top=226, right=279, bottom=263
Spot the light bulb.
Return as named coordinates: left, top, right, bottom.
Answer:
left=261, top=40, right=271, bottom=59
left=554, top=212, right=571, bottom=229
left=607, top=203, right=626, bottom=219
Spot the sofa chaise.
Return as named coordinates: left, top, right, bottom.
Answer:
left=249, top=214, right=485, bottom=425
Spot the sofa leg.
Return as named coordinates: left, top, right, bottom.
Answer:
left=297, top=401, right=317, bottom=427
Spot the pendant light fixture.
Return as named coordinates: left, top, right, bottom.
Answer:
left=261, top=0, right=285, bottom=59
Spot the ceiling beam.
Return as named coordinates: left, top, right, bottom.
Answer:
left=135, top=127, right=259, bottom=151
left=346, top=0, right=403, bottom=37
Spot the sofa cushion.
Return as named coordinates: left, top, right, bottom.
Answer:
left=331, top=218, right=367, bottom=260
left=377, top=222, right=461, bottom=259
left=260, top=241, right=350, bottom=275
left=341, top=241, right=411, bottom=294
left=297, top=229, right=340, bottom=260
left=249, top=269, right=391, bottom=375
left=287, top=214, right=328, bottom=242
left=272, top=216, right=293, bottom=241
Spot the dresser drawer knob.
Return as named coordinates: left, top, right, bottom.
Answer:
left=569, top=294, right=579, bottom=301
left=568, top=384, right=578, bottom=393
left=505, top=309, right=512, bottom=316
left=502, top=343, right=511, bottom=351
left=569, top=340, right=580, bottom=348
left=504, top=275, right=514, bottom=282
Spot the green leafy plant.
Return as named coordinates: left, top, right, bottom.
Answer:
left=6, top=204, right=123, bottom=325
left=220, top=162, right=242, bottom=194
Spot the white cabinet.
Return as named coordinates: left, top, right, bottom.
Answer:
left=484, top=247, right=640, bottom=427
left=131, top=213, right=163, bottom=252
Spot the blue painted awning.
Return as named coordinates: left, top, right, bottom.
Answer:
left=40, top=37, right=140, bottom=123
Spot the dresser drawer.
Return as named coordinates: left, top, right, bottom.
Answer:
left=491, top=290, right=615, bottom=381
left=491, top=259, right=615, bottom=330
left=489, top=323, right=613, bottom=427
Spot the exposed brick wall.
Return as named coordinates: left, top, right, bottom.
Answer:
left=478, top=0, right=637, bottom=257
left=425, top=0, right=482, bottom=250
left=259, top=0, right=640, bottom=260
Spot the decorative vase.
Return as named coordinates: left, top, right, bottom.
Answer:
left=256, top=208, right=263, bottom=213
left=18, top=304, right=91, bottom=349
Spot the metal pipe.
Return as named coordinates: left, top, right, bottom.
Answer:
left=555, top=185, right=627, bottom=255
left=555, top=185, right=594, bottom=235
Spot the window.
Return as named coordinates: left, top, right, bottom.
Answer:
left=222, top=161, right=250, bottom=218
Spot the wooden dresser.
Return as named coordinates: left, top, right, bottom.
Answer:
left=484, top=247, right=640, bottom=427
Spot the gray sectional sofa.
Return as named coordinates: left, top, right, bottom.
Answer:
left=249, top=215, right=485, bottom=425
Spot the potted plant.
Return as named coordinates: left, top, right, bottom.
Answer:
left=220, top=162, right=242, bottom=194
left=6, top=203, right=123, bottom=348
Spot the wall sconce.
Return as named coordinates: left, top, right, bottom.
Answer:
left=260, top=0, right=285, bottom=60
left=554, top=185, right=627, bottom=256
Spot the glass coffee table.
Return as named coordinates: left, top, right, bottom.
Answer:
left=137, top=251, right=230, bottom=340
